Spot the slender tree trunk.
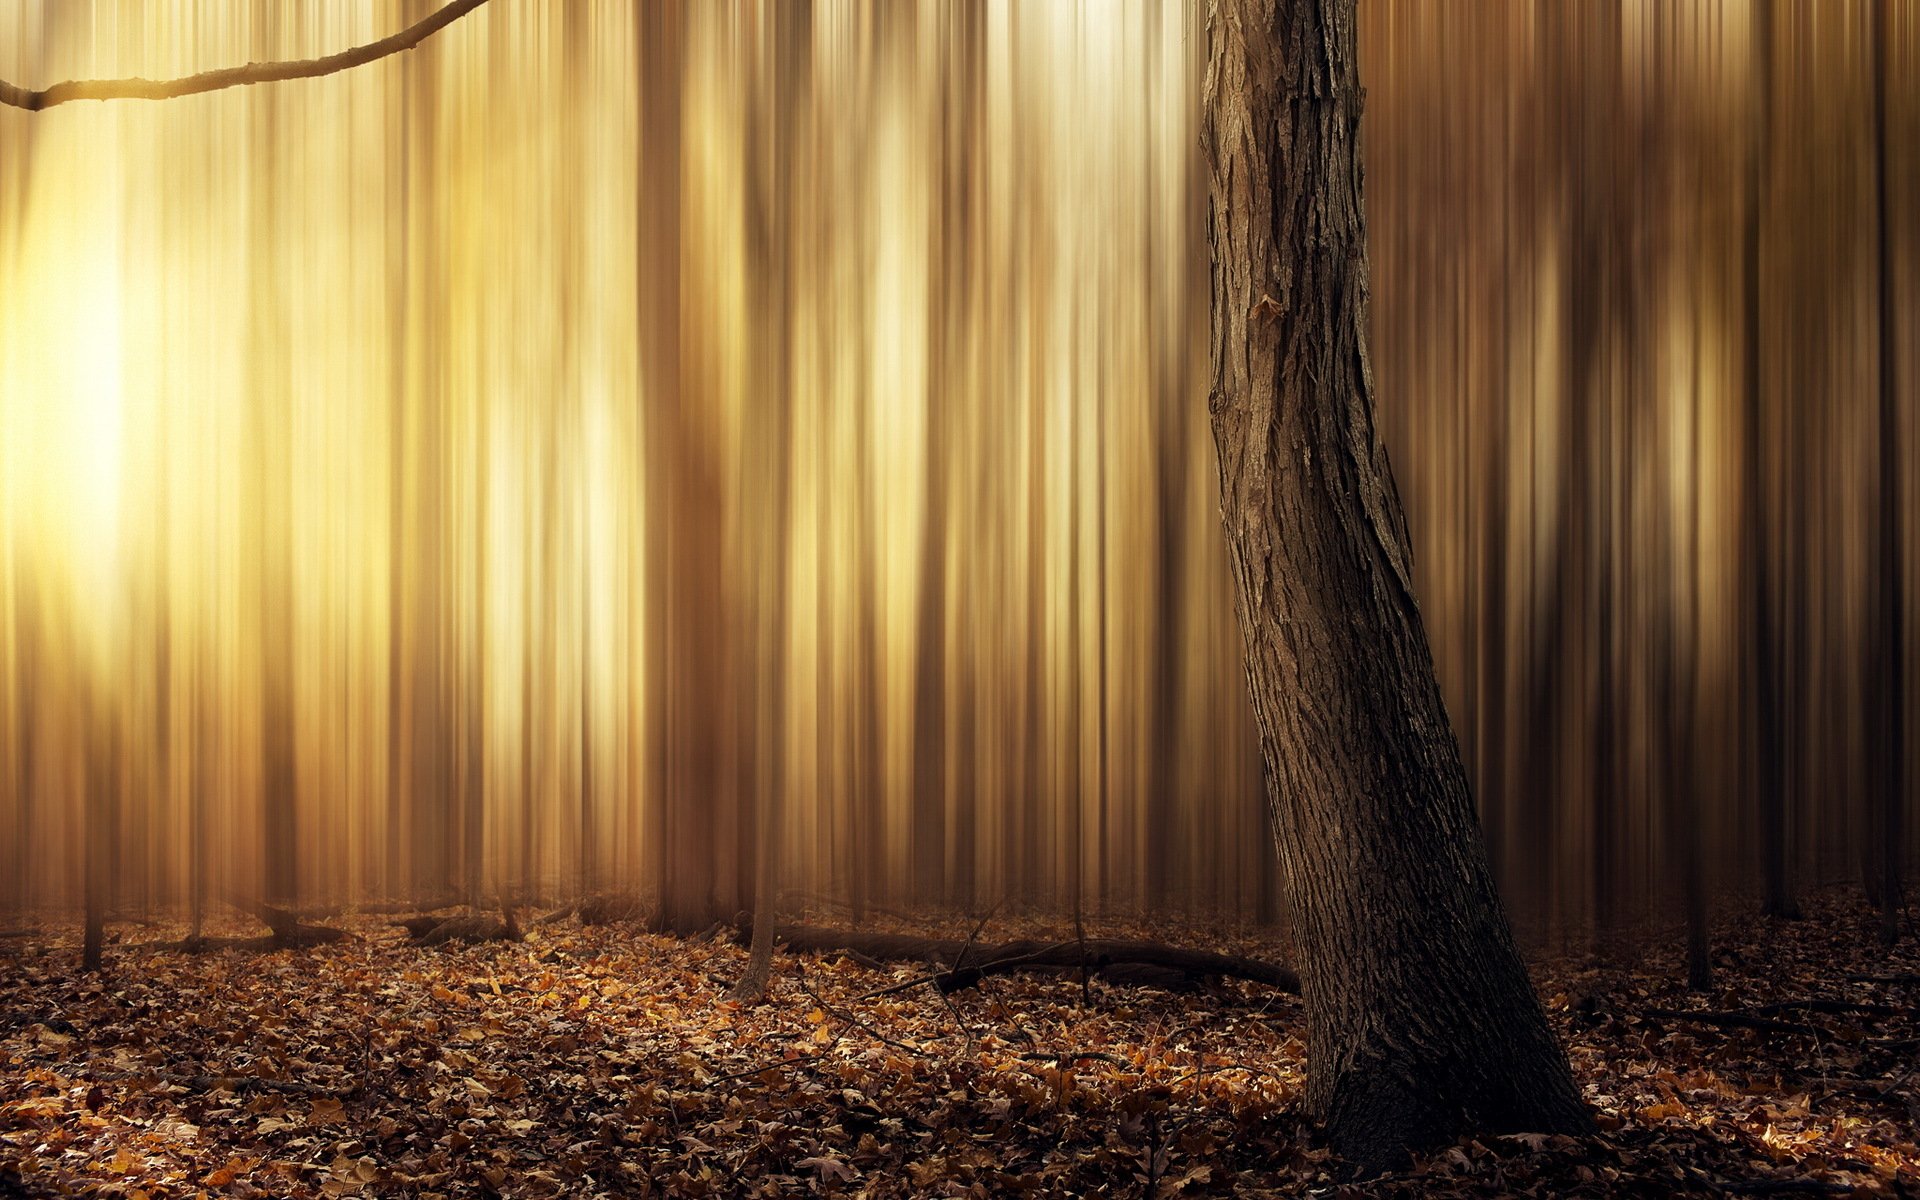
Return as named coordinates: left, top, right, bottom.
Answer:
left=732, top=1, right=806, bottom=1003
left=1147, top=382, right=1188, bottom=909
left=1204, top=0, right=1589, bottom=1168
left=910, top=320, right=949, bottom=905
left=1873, top=0, right=1905, bottom=947
left=1745, top=0, right=1796, bottom=922
left=251, top=41, right=298, bottom=909
left=909, top=454, right=948, bottom=900
left=1020, top=353, right=1047, bottom=906
left=1680, top=248, right=1712, bottom=992
left=82, top=716, right=115, bottom=974
left=190, top=644, right=208, bottom=941
left=467, top=392, right=489, bottom=905
left=8, top=591, right=36, bottom=925
left=850, top=355, right=881, bottom=923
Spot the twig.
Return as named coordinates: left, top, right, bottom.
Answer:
left=700, top=1050, right=821, bottom=1088
left=853, top=940, right=1082, bottom=1002
left=1020, top=1050, right=1132, bottom=1070
left=1719, top=1178, right=1856, bottom=1196
left=823, top=948, right=886, bottom=971
left=927, top=956, right=979, bottom=1057
left=1752, top=999, right=1907, bottom=1019
left=1143, top=1106, right=1165, bottom=1198
left=65, top=1065, right=352, bottom=1098
left=1788, top=1076, right=1902, bottom=1098
left=949, top=898, right=1005, bottom=979
left=795, top=966, right=922, bottom=1057
left=921, top=899, right=1002, bottom=1057
left=1164, top=1058, right=1292, bottom=1095
left=989, top=998, right=1041, bottom=1050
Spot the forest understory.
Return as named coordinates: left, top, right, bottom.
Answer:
left=2, top=888, right=1916, bottom=1199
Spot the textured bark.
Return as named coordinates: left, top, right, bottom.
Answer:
left=1204, top=0, right=1590, bottom=1169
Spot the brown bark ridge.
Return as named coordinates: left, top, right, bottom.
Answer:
left=0, top=0, right=491, bottom=111
left=1203, top=0, right=1590, bottom=1170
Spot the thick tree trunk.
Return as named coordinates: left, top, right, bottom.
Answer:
left=1204, top=0, right=1589, bottom=1169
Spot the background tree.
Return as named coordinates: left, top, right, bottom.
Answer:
left=1872, top=0, right=1905, bottom=949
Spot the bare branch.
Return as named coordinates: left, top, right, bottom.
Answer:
left=0, top=0, right=493, bottom=112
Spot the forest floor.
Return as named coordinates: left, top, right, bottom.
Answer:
left=1, top=887, right=1917, bottom=1198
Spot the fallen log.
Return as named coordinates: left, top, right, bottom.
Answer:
left=582, top=894, right=647, bottom=926
left=749, top=924, right=1299, bottom=994
left=390, top=915, right=449, bottom=939
left=411, top=899, right=523, bottom=946
left=354, top=898, right=462, bottom=916
left=230, top=898, right=354, bottom=947
left=174, top=934, right=293, bottom=954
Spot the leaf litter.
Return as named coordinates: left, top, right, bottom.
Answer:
left=2, top=887, right=1916, bottom=1197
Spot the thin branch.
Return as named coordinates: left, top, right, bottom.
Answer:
left=0, top=0, right=493, bottom=112
left=1020, top=1050, right=1132, bottom=1070
left=1642, top=1007, right=1819, bottom=1037
left=62, top=1064, right=352, bottom=1099
left=794, top=964, right=923, bottom=1057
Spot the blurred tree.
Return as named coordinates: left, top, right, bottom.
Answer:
left=1744, top=0, right=1799, bottom=923
left=636, top=4, right=741, bottom=936
left=1872, top=0, right=1905, bottom=949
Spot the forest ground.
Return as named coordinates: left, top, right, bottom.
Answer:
left=1, top=887, right=1916, bottom=1198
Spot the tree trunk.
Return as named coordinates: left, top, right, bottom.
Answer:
left=638, top=4, right=734, bottom=936
left=731, top=1, right=807, bottom=1004
left=910, top=319, right=949, bottom=905
left=1872, top=0, right=1904, bottom=948
left=82, top=717, right=116, bottom=975
left=1204, top=0, right=1589, bottom=1169
left=1745, top=0, right=1797, bottom=923
left=250, top=37, right=299, bottom=910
